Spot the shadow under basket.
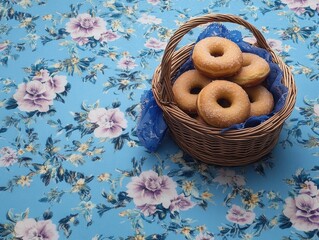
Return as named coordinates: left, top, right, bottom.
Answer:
left=152, top=14, right=297, bottom=166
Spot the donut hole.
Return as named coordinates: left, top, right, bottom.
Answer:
left=209, top=49, right=224, bottom=58
left=247, top=93, right=257, bottom=103
left=190, top=87, right=202, bottom=94
left=217, top=98, right=231, bottom=108
left=248, top=96, right=255, bottom=103
left=242, top=58, right=253, bottom=67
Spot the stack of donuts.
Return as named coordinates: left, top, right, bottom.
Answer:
left=172, top=36, right=274, bottom=128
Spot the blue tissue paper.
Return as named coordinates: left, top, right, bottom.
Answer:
left=136, top=89, right=167, bottom=152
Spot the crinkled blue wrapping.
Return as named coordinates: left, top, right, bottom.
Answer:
left=137, top=23, right=288, bottom=151
left=136, top=89, right=167, bottom=152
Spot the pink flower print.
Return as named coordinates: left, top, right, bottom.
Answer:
left=286, top=0, right=318, bottom=9
left=32, top=69, right=51, bottom=83
left=243, top=37, right=283, bottom=53
left=88, top=108, right=108, bottom=124
left=66, top=13, right=107, bottom=39
left=14, top=218, right=59, bottom=240
left=283, top=194, right=319, bottom=232
left=226, top=205, right=256, bottom=225
left=299, top=181, right=319, bottom=197
left=169, top=194, right=195, bottom=212
left=35, top=220, right=59, bottom=240
left=267, top=38, right=283, bottom=53
left=14, top=218, right=37, bottom=239
left=99, top=30, right=121, bottom=43
left=281, top=0, right=319, bottom=14
left=13, top=80, right=56, bottom=112
left=117, top=57, right=137, bottom=70
left=137, top=13, right=162, bottom=25
left=126, top=170, right=178, bottom=208
left=243, top=36, right=257, bottom=45
left=0, top=41, right=9, bottom=51
left=195, top=233, right=214, bottom=240
left=213, top=169, right=246, bottom=187
left=147, top=0, right=160, bottom=5
left=46, top=75, right=67, bottom=93
left=293, top=7, right=307, bottom=14
left=73, top=37, right=89, bottom=46
left=87, top=108, right=127, bottom=138
left=145, top=38, right=167, bottom=50
left=137, top=203, right=157, bottom=216
left=0, top=147, right=18, bottom=167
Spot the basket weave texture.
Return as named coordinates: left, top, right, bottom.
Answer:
left=152, top=14, right=297, bottom=166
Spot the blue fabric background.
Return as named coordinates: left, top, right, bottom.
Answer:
left=0, top=1, right=319, bottom=239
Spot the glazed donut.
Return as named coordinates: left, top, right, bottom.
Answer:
left=172, top=70, right=211, bottom=114
left=230, top=53, right=270, bottom=87
left=197, top=80, right=251, bottom=128
left=244, top=85, right=274, bottom=117
left=192, top=36, right=243, bottom=78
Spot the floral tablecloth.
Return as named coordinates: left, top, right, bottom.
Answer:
left=1, top=0, right=319, bottom=239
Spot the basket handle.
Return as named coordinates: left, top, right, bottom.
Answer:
left=158, top=14, right=272, bottom=104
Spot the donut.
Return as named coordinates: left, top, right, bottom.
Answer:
left=244, top=85, right=274, bottom=117
left=194, top=115, right=209, bottom=126
left=172, top=70, right=211, bottom=114
left=230, top=53, right=270, bottom=87
left=197, top=80, right=251, bottom=128
left=192, top=36, right=243, bottom=78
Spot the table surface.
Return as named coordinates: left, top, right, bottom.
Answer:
left=1, top=0, right=319, bottom=239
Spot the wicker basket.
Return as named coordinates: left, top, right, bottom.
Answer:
left=152, top=14, right=297, bottom=166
